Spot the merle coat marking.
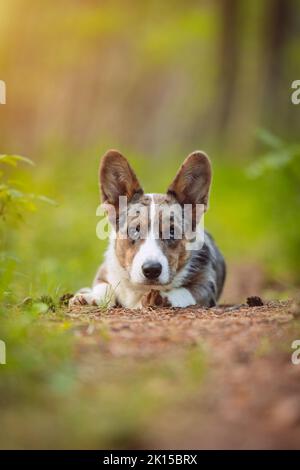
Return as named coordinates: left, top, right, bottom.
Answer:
left=70, top=150, right=226, bottom=309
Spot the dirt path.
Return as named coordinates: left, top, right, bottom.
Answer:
left=68, top=300, right=300, bottom=449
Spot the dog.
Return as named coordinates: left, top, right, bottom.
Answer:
left=69, top=150, right=226, bottom=309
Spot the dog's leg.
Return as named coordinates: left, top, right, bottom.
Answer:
left=161, top=286, right=216, bottom=308
left=141, top=287, right=196, bottom=308
left=161, top=288, right=196, bottom=308
left=69, top=282, right=116, bottom=308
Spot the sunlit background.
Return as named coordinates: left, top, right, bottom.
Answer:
left=0, top=0, right=300, bottom=449
left=1, top=0, right=300, bottom=301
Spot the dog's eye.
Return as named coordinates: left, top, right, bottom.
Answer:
left=169, top=226, right=175, bottom=240
left=128, top=224, right=140, bottom=243
left=164, top=225, right=178, bottom=246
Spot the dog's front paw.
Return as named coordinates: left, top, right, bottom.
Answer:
left=69, top=291, right=98, bottom=307
left=69, top=284, right=116, bottom=309
left=141, top=289, right=171, bottom=308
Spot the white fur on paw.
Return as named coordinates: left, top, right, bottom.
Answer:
left=69, top=284, right=115, bottom=308
left=69, top=292, right=98, bottom=307
left=162, top=288, right=196, bottom=308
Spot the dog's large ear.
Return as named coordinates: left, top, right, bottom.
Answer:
left=167, top=151, right=211, bottom=211
left=100, top=150, right=143, bottom=209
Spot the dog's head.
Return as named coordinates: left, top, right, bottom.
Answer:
left=100, top=150, right=211, bottom=287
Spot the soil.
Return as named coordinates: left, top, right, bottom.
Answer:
left=68, top=300, right=300, bottom=449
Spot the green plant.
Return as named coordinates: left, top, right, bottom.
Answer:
left=247, top=130, right=300, bottom=180
left=0, top=154, right=56, bottom=304
left=246, top=130, right=300, bottom=280
left=0, top=154, right=56, bottom=225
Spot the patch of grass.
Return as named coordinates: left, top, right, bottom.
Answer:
left=0, top=305, right=206, bottom=448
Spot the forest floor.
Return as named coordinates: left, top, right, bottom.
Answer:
left=2, top=285, right=300, bottom=449
left=66, top=299, right=300, bottom=449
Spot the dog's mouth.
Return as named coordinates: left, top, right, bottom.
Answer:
left=141, top=279, right=168, bottom=287
left=129, top=276, right=171, bottom=289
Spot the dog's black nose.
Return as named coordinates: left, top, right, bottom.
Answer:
left=142, top=261, right=162, bottom=280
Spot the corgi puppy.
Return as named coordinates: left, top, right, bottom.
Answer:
left=69, top=150, right=225, bottom=309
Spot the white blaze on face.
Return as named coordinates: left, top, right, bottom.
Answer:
left=130, top=194, right=169, bottom=284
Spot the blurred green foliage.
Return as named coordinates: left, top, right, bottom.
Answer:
left=0, top=154, right=36, bottom=224
left=0, top=0, right=299, bottom=299
left=247, top=131, right=300, bottom=279
left=0, top=299, right=206, bottom=448
left=0, top=155, right=56, bottom=304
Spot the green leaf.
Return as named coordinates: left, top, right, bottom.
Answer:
left=35, top=195, right=58, bottom=206
left=0, top=154, right=35, bottom=167
left=256, top=129, right=283, bottom=150
left=7, top=188, right=24, bottom=199
left=246, top=151, right=291, bottom=178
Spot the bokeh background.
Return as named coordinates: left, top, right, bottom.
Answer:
left=0, top=0, right=300, bottom=449
left=1, top=0, right=300, bottom=302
